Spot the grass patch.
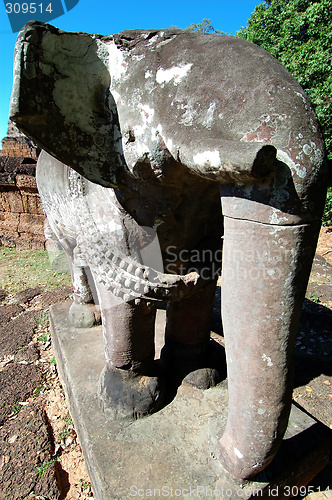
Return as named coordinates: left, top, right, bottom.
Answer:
left=322, top=187, right=332, bottom=227
left=35, top=310, right=49, bottom=325
left=11, top=403, right=23, bottom=415
left=58, top=412, right=76, bottom=445
left=62, top=413, right=73, bottom=426
left=36, top=458, right=57, bottom=479
left=38, top=333, right=50, bottom=342
left=79, top=479, right=93, bottom=493
left=307, top=290, right=320, bottom=304
left=0, top=248, right=71, bottom=294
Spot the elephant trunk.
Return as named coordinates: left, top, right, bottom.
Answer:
left=216, top=212, right=321, bottom=480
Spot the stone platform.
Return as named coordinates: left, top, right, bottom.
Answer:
left=50, top=302, right=331, bottom=499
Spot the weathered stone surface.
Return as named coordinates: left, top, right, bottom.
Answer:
left=0, top=120, right=39, bottom=159
left=209, top=405, right=331, bottom=499
left=21, top=192, right=43, bottom=215
left=18, top=213, right=45, bottom=234
left=0, top=191, right=45, bottom=248
left=0, top=363, right=42, bottom=425
left=0, top=156, right=36, bottom=177
left=0, top=212, right=19, bottom=231
left=0, top=230, right=18, bottom=247
left=0, top=192, right=10, bottom=211
left=16, top=234, right=45, bottom=250
left=3, top=191, right=23, bottom=212
left=10, top=23, right=328, bottom=207
left=50, top=302, right=330, bottom=500
left=0, top=135, right=38, bottom=159
left=15, top=174, right=37, bottom=189
left=9, top=20, right=329, bottom=482
left=217, top=217, right=322, bottom=480
left=0, top=122, right=45, bottom=249
left=0, top=401, right=60, bottom=500
left=0, top=173, right=15, bottom=187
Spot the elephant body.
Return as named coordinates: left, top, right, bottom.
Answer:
left=36, top=147, right=224, bottom=409
left=36, top=149, right=222, bottom=301
left=10, top=21, right=329, bottom=481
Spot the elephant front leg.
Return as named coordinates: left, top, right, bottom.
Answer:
left=95, top=279, right=165, bottom=421
left=215, top=215, right=321, bottom=480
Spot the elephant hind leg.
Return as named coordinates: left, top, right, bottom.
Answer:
left=161, top=280, right=226, bottom=389
left=67, top=249, right=101, bottom=328
left=44, top=218, right=100, bottom=328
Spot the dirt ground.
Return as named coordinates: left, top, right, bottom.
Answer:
left=292, top=227, right=332, bottom=499
left=0, top=286, right=93, bottom=499
left=316, top=227, right=332, bottom=267
left=43, top=358, right=94, bottom=499
left=0, top=226, right=331, bottom=499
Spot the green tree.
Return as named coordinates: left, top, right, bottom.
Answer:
left=185, top=18, right=226, bottom=34
left=237, top=0, right=332, bottom=161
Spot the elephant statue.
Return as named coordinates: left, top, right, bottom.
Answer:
left=10, top=21, right=329, bottom=481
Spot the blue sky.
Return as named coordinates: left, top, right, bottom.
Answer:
left=0, top=0, right=260, bottom=143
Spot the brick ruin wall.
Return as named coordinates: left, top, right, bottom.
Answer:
left=0, top=122, right=46, bottom=249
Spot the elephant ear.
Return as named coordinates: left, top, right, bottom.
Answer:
left=10, top=21, right=126, bottom=188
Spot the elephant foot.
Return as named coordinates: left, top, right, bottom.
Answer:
left=160, top=338, right=226, bottom=389
left=210, top=435, right=272, bottom=481
left=98, top=363, right=166, bottom=421
left=69, top=301, right=101, bottom=328
left=183, top=367, right=221, bottom=389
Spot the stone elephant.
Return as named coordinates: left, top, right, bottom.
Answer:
left=10, top=21, right=329, bottom=481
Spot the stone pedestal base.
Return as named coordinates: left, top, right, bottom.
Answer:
left=50, top=302, right=331, bottom=500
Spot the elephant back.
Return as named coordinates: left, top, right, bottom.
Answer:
left=111, top=30, right=327, bottom=188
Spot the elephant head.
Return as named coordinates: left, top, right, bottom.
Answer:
left=10, top=21, right=329, bottom=481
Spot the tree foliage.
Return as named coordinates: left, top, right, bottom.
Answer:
left=237, top=0, right=332, bottom=160
left=185, top=18, right=225, bottom=34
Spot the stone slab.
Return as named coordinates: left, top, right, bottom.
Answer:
left=50, top=302, right=331, bottom=500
